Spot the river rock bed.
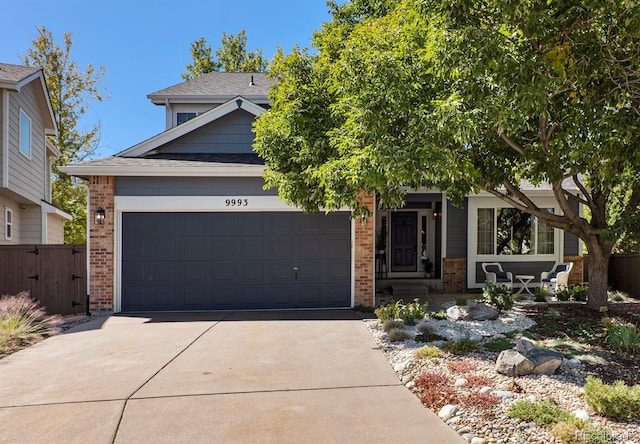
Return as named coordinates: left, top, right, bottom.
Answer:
left=364, top=313, right=639, bottom=443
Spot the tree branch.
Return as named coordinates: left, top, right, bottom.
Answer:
left=497, top=131, right=525, bottom=156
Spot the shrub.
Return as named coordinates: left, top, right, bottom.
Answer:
left=0, top=292, right=62, bottom=354
left=533, top=287, right=549, bottom=302
left=397, top=298, right=428, bottom=325
left=455, top=297, right=468, bottom=306
left=463, top=392, right=501, bottom=409
left=465, top=375, right=493, bottom=388
left=414, top=324, right=446, bottom=342
left=552, top=420, right=613, bottom=444
left=604, top=321, right=640, bottom=353
left=483, top=336, right=515, bottom=352
left=387, top=328, right=412, bottom=342
left=415, top=345, right=442, bottom=359
left=446, top=360, right=477, bottom=373
left=508, top=400, right=573, bottom=426
left=374, top=301, right=400, bottom=322
left=480, top=282, right=514, bottom=312
left=382, top=319, right=406, bottom=332
left=429, top=310, right=448, bottom=320
left=556, top=284, right=589, bottom=302
left=414, top=372, right=457, bottom=409
left=443, top=339, right=480, bottom=355
left=583, top=376, right=640, bottom=419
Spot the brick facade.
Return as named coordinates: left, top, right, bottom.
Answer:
left=443, top=257, right=467, bottom=293
left=563, top=255, right=584, bottom=285
left=354, top=193, right=375, bottom=307
left=89, top=176, right=115, bottom=312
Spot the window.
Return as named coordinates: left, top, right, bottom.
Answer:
left=477, top=207, right=555, bottom=255
left=176, top=112, right=201, bottom=125
left=19, top=110, right=31, bottom=158
left=5, top=208, right=12, bottom=240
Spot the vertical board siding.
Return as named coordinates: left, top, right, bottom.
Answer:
left=0, top=245, right=87, bottom=315
left=446, top=199, right=468, bottom=258
left=7, top=84, right=47, bottom=203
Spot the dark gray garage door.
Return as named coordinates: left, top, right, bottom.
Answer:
left=121, top=212, right=351, bottom=311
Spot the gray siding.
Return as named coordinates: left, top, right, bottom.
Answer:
left=564, top=198, right=580, bottom=256
left=475, top=261, right=555, bottom=284
left=446, top=199, right=467, bottom=258
left=7, top=83, right=47, bottom=204
left=0, top=90, right=3, bottom=185
left=116, top=176, right=278, bottom=197
left=157, top=109, right=255, bottom=154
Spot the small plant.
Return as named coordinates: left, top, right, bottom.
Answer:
left=483, top=336, right=515, bottom=352
left=414, top=323, right=446, bottom=342
left=556, top=284, right=589, bottom=302
left=415, top=345, right=442, bottom=359
left=455, top=297, right=468, bottom=306
left=374, top=300, right=400, bottom=322
left=508, top=400, right=573, bottom=426
left=443, top=339, right=480, bottom=355
left=382, top=319, right=406, bottom=332
left=465, top=375, right=493, bottom=388
left=429, top=310, right=448, bottom=320
left=604, top=321, right=640, bottom=353
left=397, top=298, right=428, bottom=325
left=446, top=360, right=477, bottom=373
left=0, top=292, right=62, bottom=355
left=463, top=392, right=501, bottom=409
left=584, top=376, right=640, bottom=419
left=387, top=328, right=412, bottom=342
left=354, top=304, right=375, bottom=313
left=480, top=282, right=514, bottom=312
left=533, top=287, right=548, bottom=302
left=552, top=420, right=613, bottom=444
left=555, top=287, right=572, bottom=301
left=414, top=372, right=458, bottom=409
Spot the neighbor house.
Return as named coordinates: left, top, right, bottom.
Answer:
left=60, top=72, right=583, bottom=312
left=0, top=63, right=71, bottom=245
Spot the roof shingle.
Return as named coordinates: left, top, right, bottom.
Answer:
left=0, top=63, right=40, bottom=84
left=147, top=72, right=272, bottom=101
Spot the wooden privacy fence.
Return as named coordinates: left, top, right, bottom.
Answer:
left=608, top=254, right=640, bottom=300
left=0, top=245, right=87, bottom=315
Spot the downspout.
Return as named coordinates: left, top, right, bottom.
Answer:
left=2, top=90, right=9, bottom=188
left=74, top=180, right=91, bottom=316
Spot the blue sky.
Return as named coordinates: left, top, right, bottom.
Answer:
left=1, top=0, right=332, bottom=159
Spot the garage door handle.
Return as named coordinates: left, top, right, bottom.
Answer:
left=293, top=267, right=299, bottom=280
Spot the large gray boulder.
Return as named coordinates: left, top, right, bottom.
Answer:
left=446, top=303, right=499, bottom=321
left=495, top=339, right=563, bottom=376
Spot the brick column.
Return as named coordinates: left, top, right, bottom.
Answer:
left=563, top=255, right=584, bottom=286
left=443, top=257, right=466, bottom=293
left=354, top=193, right=375, bottom=307
left=89, top=176, right=115, bottom=312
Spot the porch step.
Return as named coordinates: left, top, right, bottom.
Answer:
left=392, top=283, right=430, bottom=301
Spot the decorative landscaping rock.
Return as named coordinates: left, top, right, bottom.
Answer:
left=479, top=386, right=494, bottom=394
left=493, top=390, right=515, bottom=399
left=438, top=404, right=458, bottom=420
left=515, top=338, right=563, bottom=375
left=455, top=378, right=468, bottom=387
left=446, top=303, right=500, bottom=321
left=572, top=409, right=590, bottom=421
left=495, top=349, right=535, bottom=376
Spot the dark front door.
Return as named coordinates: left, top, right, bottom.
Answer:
left=391, top=212, right=417, bottom=272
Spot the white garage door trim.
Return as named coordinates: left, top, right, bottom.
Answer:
left=113, top=195, right=356, bottom=312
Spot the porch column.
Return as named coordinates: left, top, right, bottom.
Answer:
left=89, top=175, right=115, bottom=312
left=354, top=193, right=375, bottom=307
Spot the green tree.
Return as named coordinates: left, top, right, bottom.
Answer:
left=182, top=30, right=267, bottom=79
left=22, top=26, right=107, bottom=244
left=254, top=0, right=640, bottom=310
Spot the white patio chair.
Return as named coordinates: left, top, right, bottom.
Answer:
left=482, top=262, right=513, bottom=289
left=541, top=262, right=574, bottom=294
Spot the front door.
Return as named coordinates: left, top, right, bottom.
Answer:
left=391, top=212, right=417, bottom=272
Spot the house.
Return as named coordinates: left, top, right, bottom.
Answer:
left=0, top=63, right=71, bottom=245
left=60, top=72, right=583, bottom=313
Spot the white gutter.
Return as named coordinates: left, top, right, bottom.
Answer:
left=59, top=165, right=266, bottom=177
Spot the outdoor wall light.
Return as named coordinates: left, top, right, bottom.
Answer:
left=433, top=210, right=441, bottom=220
left=95, top=207, right=105, bottom=225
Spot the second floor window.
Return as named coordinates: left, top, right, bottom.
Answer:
left=176, top=112, right=201, bottom=125
left=20, top=110, right=31, bottom=158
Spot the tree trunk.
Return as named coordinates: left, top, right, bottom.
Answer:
left=586, top=247, right=611, bottom=310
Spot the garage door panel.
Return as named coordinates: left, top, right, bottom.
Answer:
left=122, top=212, right=350, bottom=311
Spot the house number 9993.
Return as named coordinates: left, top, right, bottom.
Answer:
left=225, top=198, right=248, bottom=207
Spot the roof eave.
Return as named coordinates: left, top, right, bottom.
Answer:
left=58, top=164, right=266, bottom=178
left=148, top=95, right=269, bottom=105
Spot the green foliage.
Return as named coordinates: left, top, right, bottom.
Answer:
left=604, top=321, right=640, bottom=353
left=382, top=319, right=405, bottom=332
left=480, top=282, right=514, bottom=312
left=483, top=337, right=515, bottom=352
left=387, top=328, right=412, bottom=342
left=23, top=26, right=107, bottom=244
left=397, top=298, right=428, bottom=325
left=374, top=301, right=399, bottom=321
left=415, top=345, right=442, bottom=359
left=584, top=376, right=640, bottom=419
left=414, top=323, right=446, bottom=342
left=443, top=339, right=479, bottom=355
left=534, top=287, right=549, bottom=302
left=555, top=285, right=589, bottom=302
left=508, top=400, right=573, bottom=427
left=455, top=297, right=468, bottom=306
left=182, top=30, right=267, bottom=80
left=551, top=420, right=613, bottom=444
left=0, top=292, right=62, bottom=354
left=429, top=310, right=448, bottom=320
left=353, top=304, right=375, bottom=313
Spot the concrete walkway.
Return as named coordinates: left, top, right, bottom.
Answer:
left=0, top=311, right=464, bottom=443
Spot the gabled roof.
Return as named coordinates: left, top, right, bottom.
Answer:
left=148, top=72, right=272, bottom=104
left=117, top=96, right=266, bottom=157
left=0, top=62, right=57, bottom=135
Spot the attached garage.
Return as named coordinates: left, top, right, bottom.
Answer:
left=121, top=211, right=351, bottom=311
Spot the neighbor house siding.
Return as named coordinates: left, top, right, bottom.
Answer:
left=156, top=109, right=255, bottom=154
left=7, top=83, right=46, bottom=204
left=0, top=90, right=4, bottom=185
left=446, top=199, right=467, bottom=258
left=116, top=177, right=277, bottom=197
left=46, top=213, right=65, bottom=244
left=0, top=195, right=19, bottom=244
left=20, top=205, right=42, bottom=244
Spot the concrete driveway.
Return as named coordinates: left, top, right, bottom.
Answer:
left=0, top=310, right=464, bottom=444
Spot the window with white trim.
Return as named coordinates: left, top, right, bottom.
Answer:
left=176, top=112, right=202, bottom=125
left=477, top=207, right=555, bottom=255
left=19, top=110, right=31, bottom=158
left=5, top=208, right=13, bottom=240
